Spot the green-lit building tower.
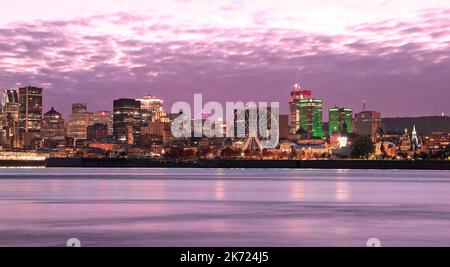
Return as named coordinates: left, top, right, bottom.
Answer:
left=296, top=98, right=323, bottom=138
left=328, top=107, right=353, bottom=136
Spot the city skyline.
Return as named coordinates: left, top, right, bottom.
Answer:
left=0, top=1, right=449, bottom=118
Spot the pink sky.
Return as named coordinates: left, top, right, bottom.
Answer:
left=0, top=0, right=449, bottom=118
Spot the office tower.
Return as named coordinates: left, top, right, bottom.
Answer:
left=93, top=111, right=113, bottom=136
left=328, top=107, right=353, bottom=136
left=42, top=107, right=65, bottom=148
left=113, top=98, right=141, bottom=145
left=279, top=114, right=289, bottom=139
left=137, top=95, right=165, bottom=119
left=1, top=90, right=20, bottom=148
left=67, top=103, right=92, bottom=143
left=87, top=123, right=108, bottom=142
left=138, top=95, right=171, bottom=145
left=137, top=95, right=165, bottom=130
left=289, top=83, right=311, bottom=134
left=297, top=99, right=323, bottom=138
left=354, top=111, right=381, bottom=141
left=19, top=86, right=43, bottom=147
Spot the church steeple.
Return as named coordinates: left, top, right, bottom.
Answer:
left=411, top=125, right=418, bottom=145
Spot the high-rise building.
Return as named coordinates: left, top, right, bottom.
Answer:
left=137, top=95, right=164, bottom=119
left=137, top=95, right=165, bottom=129
left=113, top=98, right=141, bottom=145
left=137, top=95, right=170, bottom=145
left=279, top=114, right=289, bottom=139
left=297, top=99, right=323, bottom=138
left=42, top=107, right=65, bottom=148
left=67, top=103, right=92, bottom=143
left=19, top=86, right=43, bottom=147
left=93, top=111, right=113, bottom=136
left=328, top=107, right=353, bottom=136
left=1, top=90, right=20, bottom=148
left=289, top=83, right=311, bottom=134
left=354, top=111, right=381, bottom=141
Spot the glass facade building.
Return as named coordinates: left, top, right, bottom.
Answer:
left=113, top=98, right=141, bottom=145
left=19, top=86, right=43, bottom=147
left=1, top=90, right=20, bottom=148
left=67, top=103, right=92, bottom=142
left=328, top=107, right=353, bottom=136
left=354, top=111, right=381, bottom=141
left=289, top=83, right=311, bottom=134
left=297, top=98, right=323, bottom=138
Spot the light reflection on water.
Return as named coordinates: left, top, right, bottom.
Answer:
left=0, top=168, right=450, bottom=247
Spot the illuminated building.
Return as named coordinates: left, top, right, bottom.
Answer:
left=19, top=86, right=43, bottom=148
left=142, top=114, right=172, bottom=145
left=354, top=111, right=381, bottom=141
left=289, top=83, right=311, bottom=134
left=113, top=98, right=141, bottom=145
left=137, top=95, right=170, bottom=145
left=328, top=107, right=352, bottom=136
left=0, top=151, right=48, bottom=161
left=137, top=95, right=165, bottom=120
left=297, top=99, right=323, bottom=138
left=1, top=90, right=20, bottom=148
left=67, top=103, right=92, bottom=143
left=399, top=128, right=412, bottom=151
left=42, top=107, right=66, bottom=148
left=411, top=125, right=419, bottom=147
left=93, top=111, right=113, bottom=136
left=330, top=131, right=348, bottom=149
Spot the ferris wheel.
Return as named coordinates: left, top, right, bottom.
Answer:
left=236, top=107, right=280, bottom=151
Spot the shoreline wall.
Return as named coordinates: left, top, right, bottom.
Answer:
left=43, top=158, right=450, bottom=170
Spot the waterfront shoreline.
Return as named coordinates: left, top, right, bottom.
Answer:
left=0, top=158, right=449, bottom=170
left=40, top=158, right=450, bottom=170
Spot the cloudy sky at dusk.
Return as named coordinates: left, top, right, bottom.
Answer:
left=0, top=0, right=449, bottom=119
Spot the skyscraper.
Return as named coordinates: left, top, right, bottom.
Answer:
left=297, top=99, right=323, bottom=138
left=137, top=95, right=164, bottom=119
left=19, top=86, right=43, bottom=148
left=289, top=83, right=311, bottom=134
left=354, top=111, right=381, bottom=141
left=137, top=95, right=165, bottom=130
left=42, top=107, right=66, bottom=148
left=113, top=98, right=141, bottom=145
left=1, top=90, right=20, bottom=148
left=279, top=114, right=289, bottom=139
left=328, top=107, right=353, bottom=136
left=67, top=103, right=92, bottom=143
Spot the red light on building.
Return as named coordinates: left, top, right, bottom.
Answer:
left=290, top=90, right=311, bottom=99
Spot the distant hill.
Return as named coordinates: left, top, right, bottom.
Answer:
left=381, top=116, right=450, bottom=135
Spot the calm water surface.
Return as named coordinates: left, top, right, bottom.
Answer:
left=0, top=168, right=450, bottom=247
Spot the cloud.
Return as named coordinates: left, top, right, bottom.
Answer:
left=0, top=8, right=449, bottom=118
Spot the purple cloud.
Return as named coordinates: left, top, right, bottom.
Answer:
left=0, top=8, right=449, bottom=120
